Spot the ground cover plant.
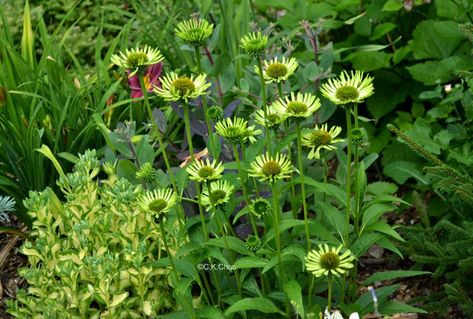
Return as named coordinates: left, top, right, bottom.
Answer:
left=1, top=0, right=473, bottom=318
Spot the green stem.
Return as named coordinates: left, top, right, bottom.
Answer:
left=295, top=121, right=311, bottom=250
left=138, top=75, right=185, bottom=226
left=285, top=123, right=297, bottom=219
left=277, top=82, right=283, bottom=99
left=196, top=183, right=209, bottom=242
left=344, top=106, right=352, bottom=247
left=327, top=276, right=333, bottom=312
left=270, top=182, right=289, bottom=310
left=256, top=58, right=272, bottom=155
left=159, top=220, right=199, bottom=316
left=232, top=144, right=257, bottom=236
left=353, top=105, right=360, bottom=235
left=182, top=101, right=195, bottom=160
left=194, top=47, right=217, bottom=159
left=241, top=143, right=260, bottom=196
left=183, top=102, right=208, bottom=239
left=215, top=208, right=243, bottom=296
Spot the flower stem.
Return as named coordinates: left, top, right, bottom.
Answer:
left=138, top=75, right=185, bottom=226
left=232, top=144, right=258, bottom=236
left=182, top=101, right=209, bottom=241
left=194, top=47, right=217, bottom=159
left=344, top=106, right=352, bottom=247
left=270, top=181, right=289, bottom=310
left=278, top=82, right=297, bottom=219
left=353, top=105, right=360, bottom=235
left=327, top=276, right=333, bottom=311
left=215, top=207, right=243, bottom=296
left=182, top=101, right=195, bottom=160
left=295, top=121, right=311, bottom=250
left=256, top=58, right=272, bottom=155
left=159, top=220, right=199, bottom=317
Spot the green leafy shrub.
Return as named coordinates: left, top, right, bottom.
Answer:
left=6, top=150, right=176, bottom=318
left=389, top=123, right=473, bottom=317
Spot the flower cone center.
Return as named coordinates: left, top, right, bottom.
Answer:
left=335, top=85, right=359, bottom=102
left=253, top=200, right=270, bottom=215
left=126, top=52, right=149, bottom=68
left=209, top=189, right=227, bottom=204
left=319, top=251, right=340, bottom=270
left=287, top=101, right=308, bottom=115
left=266, top=113, right=280, bottom=124
left=148, top=198, right=168, bottom=214
left=172, top=77, right=196, bottom=96
left=310, top=130, right=332, bottom=146
left=266, top=63, right=288, bottom=78
left=262, top=160, right=282, bottom=177
left=198, top=166, right=215, bottom=179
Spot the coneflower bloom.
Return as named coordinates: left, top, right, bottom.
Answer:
left=320, top=70, right=374, bottom=105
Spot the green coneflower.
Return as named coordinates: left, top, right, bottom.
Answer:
left=111, top=45, right=164, bottom=77
left=255, top=57, right=298, bottom=83
left=154, top=72, right=211, bottom=102
left=350, top=128, right=369, bottom=148
left=305, top=244, right=355, bottom=278
left=302, top=124, right=344, bottom=160
left=240, top=32, right=268, bottom=58
left=243, top=124, right=262, bottom=144
left=249, top=197, right=271, bottom=218
left=138, top=188, right=177, bottom=219
left=245, top=235, right=262, bottom=252
left=249, top=152, right=293, bottom=183
left=201, top=180, right=234, bottom=210
left=215, top=117, right=261, bottom=145
left=207, top=105, right=224, bottom=122
left=253, top=105, right=285, bottom=128
left=272, top=92, right=321, bottom=119
left=175, top=18, right=214, bottom=47
left=320, top=70, right=374, bottom=105
left=186, top=158, right=224, bottom=183
left=136, top=162, right=156, bottom=183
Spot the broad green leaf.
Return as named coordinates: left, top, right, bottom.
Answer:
left=224, top=297, right=284, bottom=316
left=205, top=236, right=250, bottom=255
left=355, top=284, right=399, bottom=312
left=377, top=236, right=403, bottom=258
left=411, top=20, right=466, bottom=60
left=366, top=182, right=398, bottom=196
left=110, top=292, right=128, bottom=307
left=303, top=61, right=320, bottom=81
left=383, top=161, right=428, bottom=184
left=347, top=51, right=391, bottom=72
left=370, top=22, right=397, bottom=40
left=263, top=219, right=305, bottom=243
left=234, top=256, right=269, bottom=269
left=365, top=221, right=405, bottom=242
left=284, top=281, right=305, bottom=318
left=407, top=56, right=470, bottom=86
left=351, top=233, right=383, bottom=257
left=364, top=270, right=430, bottom=285
left=196, top=306, right=225, bottom=319
left=284, top=176, right=347, bottom=206
left=380, top=301, right=428, bottom=315
left=361, top=203, right=395, bottom=230
left=382, top=0, right=403, bottom=11
left=320, top=202, right=346, bottom=241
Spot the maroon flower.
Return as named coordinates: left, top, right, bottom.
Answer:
left=128, top=63, right=163, bottom=98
